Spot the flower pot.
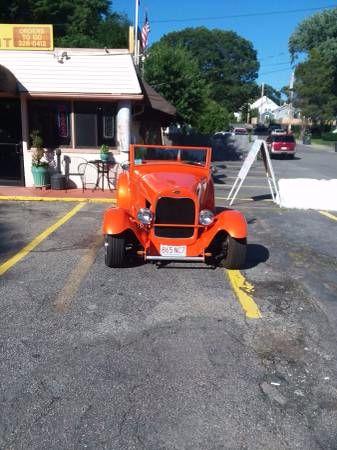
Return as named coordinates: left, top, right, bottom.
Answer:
left=32, top=165, right=50, bottom=187
left=100, top=153, right=109, bottom=162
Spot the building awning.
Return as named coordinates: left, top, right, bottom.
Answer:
left=0, top=65, right=17, bottom=94
left=141, top=80, right=177, bottom=117
left=0, top=49, right=142, bottom=96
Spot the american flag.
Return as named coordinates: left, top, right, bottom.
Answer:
left=141, top=13, right=150, bottom=51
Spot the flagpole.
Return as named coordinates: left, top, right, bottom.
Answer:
left=134, top=0, right=139, bottom=66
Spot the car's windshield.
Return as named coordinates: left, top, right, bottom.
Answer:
left=133, top=146, right=208, bottom=166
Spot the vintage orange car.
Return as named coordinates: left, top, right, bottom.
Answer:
left=102, top=145, right=247, bottom=268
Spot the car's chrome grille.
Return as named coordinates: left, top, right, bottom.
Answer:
left=154, top=197, right=195, bottom=238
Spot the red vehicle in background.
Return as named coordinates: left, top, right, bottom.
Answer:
left=266, top=133, right=296, bottom=158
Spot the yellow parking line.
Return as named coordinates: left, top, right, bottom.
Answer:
left=319, top=211, right=337, bottom=222
left=0, top=203, right=85, bottom=277
left=54, top=233, right=103, bottom=312
left=226, top=269, right=262, bottom=319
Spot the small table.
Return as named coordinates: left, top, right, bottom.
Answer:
left=88, top=160, right=116, bottom=191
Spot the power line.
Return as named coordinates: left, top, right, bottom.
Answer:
left=260, top=61, right=292, bottom=67
left=259, top=52, right=287, bottom=61
left=152, top=5, right=337, bottom=24
left=260, top=68, right=293, bottom=75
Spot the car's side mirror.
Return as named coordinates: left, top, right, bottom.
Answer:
left=121, top=162, right=129, bottom=171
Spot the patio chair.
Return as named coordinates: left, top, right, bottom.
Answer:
left=106, top=162, right=121, bottom=190
left=77, top=162, right=100, bottom=192
left=62, top=155, right=88, bottom=190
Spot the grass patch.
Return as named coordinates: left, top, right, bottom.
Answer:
left=310, top=138, right=335, bottom=148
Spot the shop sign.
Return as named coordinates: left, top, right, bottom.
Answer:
left=0, top=24, right=53, bottom=50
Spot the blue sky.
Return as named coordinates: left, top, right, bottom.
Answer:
left=112, top=0, right=336, bottom=90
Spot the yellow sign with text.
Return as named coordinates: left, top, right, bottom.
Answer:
left=0, top=24, right=53, bottom=50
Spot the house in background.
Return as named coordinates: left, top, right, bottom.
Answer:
left=0, top=47, right=177, bottom=188
left=250, top=95, right=279, bottom=119
left=271, top=103, right=302, bottom=126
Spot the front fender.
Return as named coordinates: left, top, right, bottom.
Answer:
left=211, top=209, right=247, bottom=239
left=102, top=207, right=135, bottom=236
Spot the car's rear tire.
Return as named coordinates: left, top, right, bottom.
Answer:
left=221, top=236, right=247, bottom=269
left=288, top=154, right=295, bottom=159
left=105, top=234, right=127, bottom=267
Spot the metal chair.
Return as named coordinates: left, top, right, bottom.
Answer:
left=77, top=162, right=100, bottom=192
left=63, top=155, right=88, bottom=190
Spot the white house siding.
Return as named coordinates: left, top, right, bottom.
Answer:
left=0, top=48, right=141, bottom=95
left=250, top=96, right=279, bottom=115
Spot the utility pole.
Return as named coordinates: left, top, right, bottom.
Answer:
left=288, top=71, right=295, bottom=132
left=259, top=83, right=265, bottom=123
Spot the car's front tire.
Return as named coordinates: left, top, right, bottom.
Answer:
left=221, top=235, right=247, bottom=269
left=105, top=234, right=127, bottom=267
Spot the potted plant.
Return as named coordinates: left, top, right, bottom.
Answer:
left=100, top=144, right=110, bottom=162
left=31, top=130, right=50, bottom=187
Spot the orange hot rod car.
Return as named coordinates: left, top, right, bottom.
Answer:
left=102, top=145, right=247, bottom=268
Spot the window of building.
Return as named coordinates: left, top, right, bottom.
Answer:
left=74, top=102, right=116, bottom=148
left=28, top=101, right=117, bottom=149
left=28, top=101, right=71, bottom=147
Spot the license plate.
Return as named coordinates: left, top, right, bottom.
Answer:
left=281, top=146, right=288, bottom=150
left=160, top=245, right=187, bottom=257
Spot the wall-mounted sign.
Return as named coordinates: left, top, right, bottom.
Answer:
left=57, top=104, right=69, bottom=139
left=0, top=24, right=53, bottom=50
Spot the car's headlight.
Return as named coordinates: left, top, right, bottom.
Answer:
left=137, top=208, right=153, bottom=225
left=199, top=209, right=214, bottom=226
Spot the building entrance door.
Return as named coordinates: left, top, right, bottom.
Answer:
left=0, top=99, right=24, bottom=185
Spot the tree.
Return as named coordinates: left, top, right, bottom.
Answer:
left=144, top=43, right=208, bottom=128
left=157, top=27, right=259, bottom=111
left=294, top=47, right=337, bottom=121
left=280, top=86, right=291, bottom=103
left=263, top=84, right=281, bottom=105
left=195, top=100, right=232, bottom=134
left=289, top=7, right=337, bottom=59
left=0, top=0, right=130, bottom=48
left=289, top=8, right=337, bottom=121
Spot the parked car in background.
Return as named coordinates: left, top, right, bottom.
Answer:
left=268, top=124, right=283, bottom=134
left=266, top=133, right=296, bottom=158
left=232, top=127, right=248, bottom=135
left=102, top=145, right=247, bottom=268
left=253, top=125, right=269, bottom=135
left=270, top=128, right=286, bottom=135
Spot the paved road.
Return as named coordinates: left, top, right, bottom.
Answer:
left=1, top=201, right=337, bottom=449
left=0, top=145, right=337, bottom=449
left=213, top=138, right=337, bottom=205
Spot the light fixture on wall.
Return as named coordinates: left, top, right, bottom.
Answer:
left=56, top=51, right=70, bottom=64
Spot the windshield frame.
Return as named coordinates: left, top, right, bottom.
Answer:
left=129, top=144, right=212, bottom=168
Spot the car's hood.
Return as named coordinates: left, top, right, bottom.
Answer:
left=135, top=166, right=208, bottom=199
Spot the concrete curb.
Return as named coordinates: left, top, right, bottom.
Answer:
left=0, top=196, right=116, bottom=203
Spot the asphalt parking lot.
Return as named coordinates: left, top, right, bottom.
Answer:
left=1, top=145, right=337, bottom=449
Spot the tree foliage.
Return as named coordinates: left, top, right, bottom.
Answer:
left=263, top=84, right=281, bottom=105
left=156, top=27, right=259, bottom=111
left=289, top=7, right=337, bottom=59
left=0, top=0, right=129, bottom=48
left=144, top=43, right=208, bottom=128
left=289, top=8, right=337, bottom=121
left=195, top=100, right=232, bottom=134
left=294, top=48, right=337, bottom=121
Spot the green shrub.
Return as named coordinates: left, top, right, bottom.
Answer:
left=321, top=132, right=337, bottom=141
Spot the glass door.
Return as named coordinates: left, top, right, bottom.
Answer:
left=0, top=99, right=23, bottom=185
